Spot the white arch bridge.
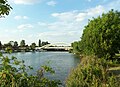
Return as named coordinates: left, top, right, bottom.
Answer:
left=35, top=43, right=72, bottom=51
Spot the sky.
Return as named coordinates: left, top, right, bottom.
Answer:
left=0, top=0, right=120, bottom=45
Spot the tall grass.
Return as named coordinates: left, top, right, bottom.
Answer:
left=66, top=56, right=120, bottom=87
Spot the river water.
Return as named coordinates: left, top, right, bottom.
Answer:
left=5, top=52, right=80, bottom=84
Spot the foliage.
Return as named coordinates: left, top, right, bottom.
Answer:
left=30, top=43, right=36, bottom=51
left=79, top=10, right=120, bottom=59
left=0, top=40, right=51, bottom=52
left=14, top=41, right=18, bottom=48
left=39, top=39, right=42, bottom=47
left=20, top=40, right=26, bottom=47
left=9, top=41, right=14, bottom=46
left=66, top=56, right=120, bottom=87
left=0, top=52, right=61, bottom=87
left=42, top=41, right=50, bottom=46
left=71, top=41, right=81, bottom=54
left=0, top=41, right=2, bottom=50
left=0, top=0, right=12, bottom=17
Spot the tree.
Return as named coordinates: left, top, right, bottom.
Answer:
left=9, top=41, right=14, bottom=46
left=14, top=41, right=18, bottom=47
left=42, top=41, right=50, bottom=46
left=38, top=39, right=41, bottom=47
left=80, top=10, right=120, bottom=59
left=71, top=41, right=80, bottom=54
left=13, top=41, right=18, bottom=50
left=4, top=43, right=12, bottom=47
left=20, top=40, right=25, bottom=47
left=0, top=0, right=12, bottom=17
left=0, top=41, right=2, bottom=50
left=30, top=42, right=36, bottom=51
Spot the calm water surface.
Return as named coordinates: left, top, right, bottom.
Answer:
left=5, top=52, right=80, bottom=84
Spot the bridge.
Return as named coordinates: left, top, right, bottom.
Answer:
left=35, top=43, right=72, bottom=51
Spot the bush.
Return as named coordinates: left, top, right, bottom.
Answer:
left=0, top=52, right=61, bottom=87
left=80, top=10, right=120, bottom=59
left=66, top=56, right=120, bottom=87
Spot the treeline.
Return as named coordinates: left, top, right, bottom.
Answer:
left=71, top=9, right=120, bottom=60
left=0, top=39, right=50, bottom=52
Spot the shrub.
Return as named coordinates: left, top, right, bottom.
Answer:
left=66, top=56, right=120, bottom=87
left=0, top=52, right=61, bottom=87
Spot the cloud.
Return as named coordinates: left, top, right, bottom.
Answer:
left=37, top=5, right=106, bottom=43
left=75, top=5, right=104, bottom=21
left=87, top=5, right=105, bottom=16
left=38, top=5, right=104, bottom=35
left=38, top=22, right=48, bottom=26
left=106, top=0, right=120, bottom=11
left=38, top=21, right=83, bottom=31
left=17, top=24, right=33, bottom=29
left=46, top=1, right=57, bottom=6
left=51, top=11, right=77, bottom=22
left=75, top=13, right=87, bottom=22
left=11, top=0, right=41, bottom=5
left=14, top=16, right=29, bottom=20
left=51, top=5, right=104, bottom=22
left=38, top=30, right=81, bottom=44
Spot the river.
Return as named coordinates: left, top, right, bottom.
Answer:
left=4, top=52, right=80, bottom=85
